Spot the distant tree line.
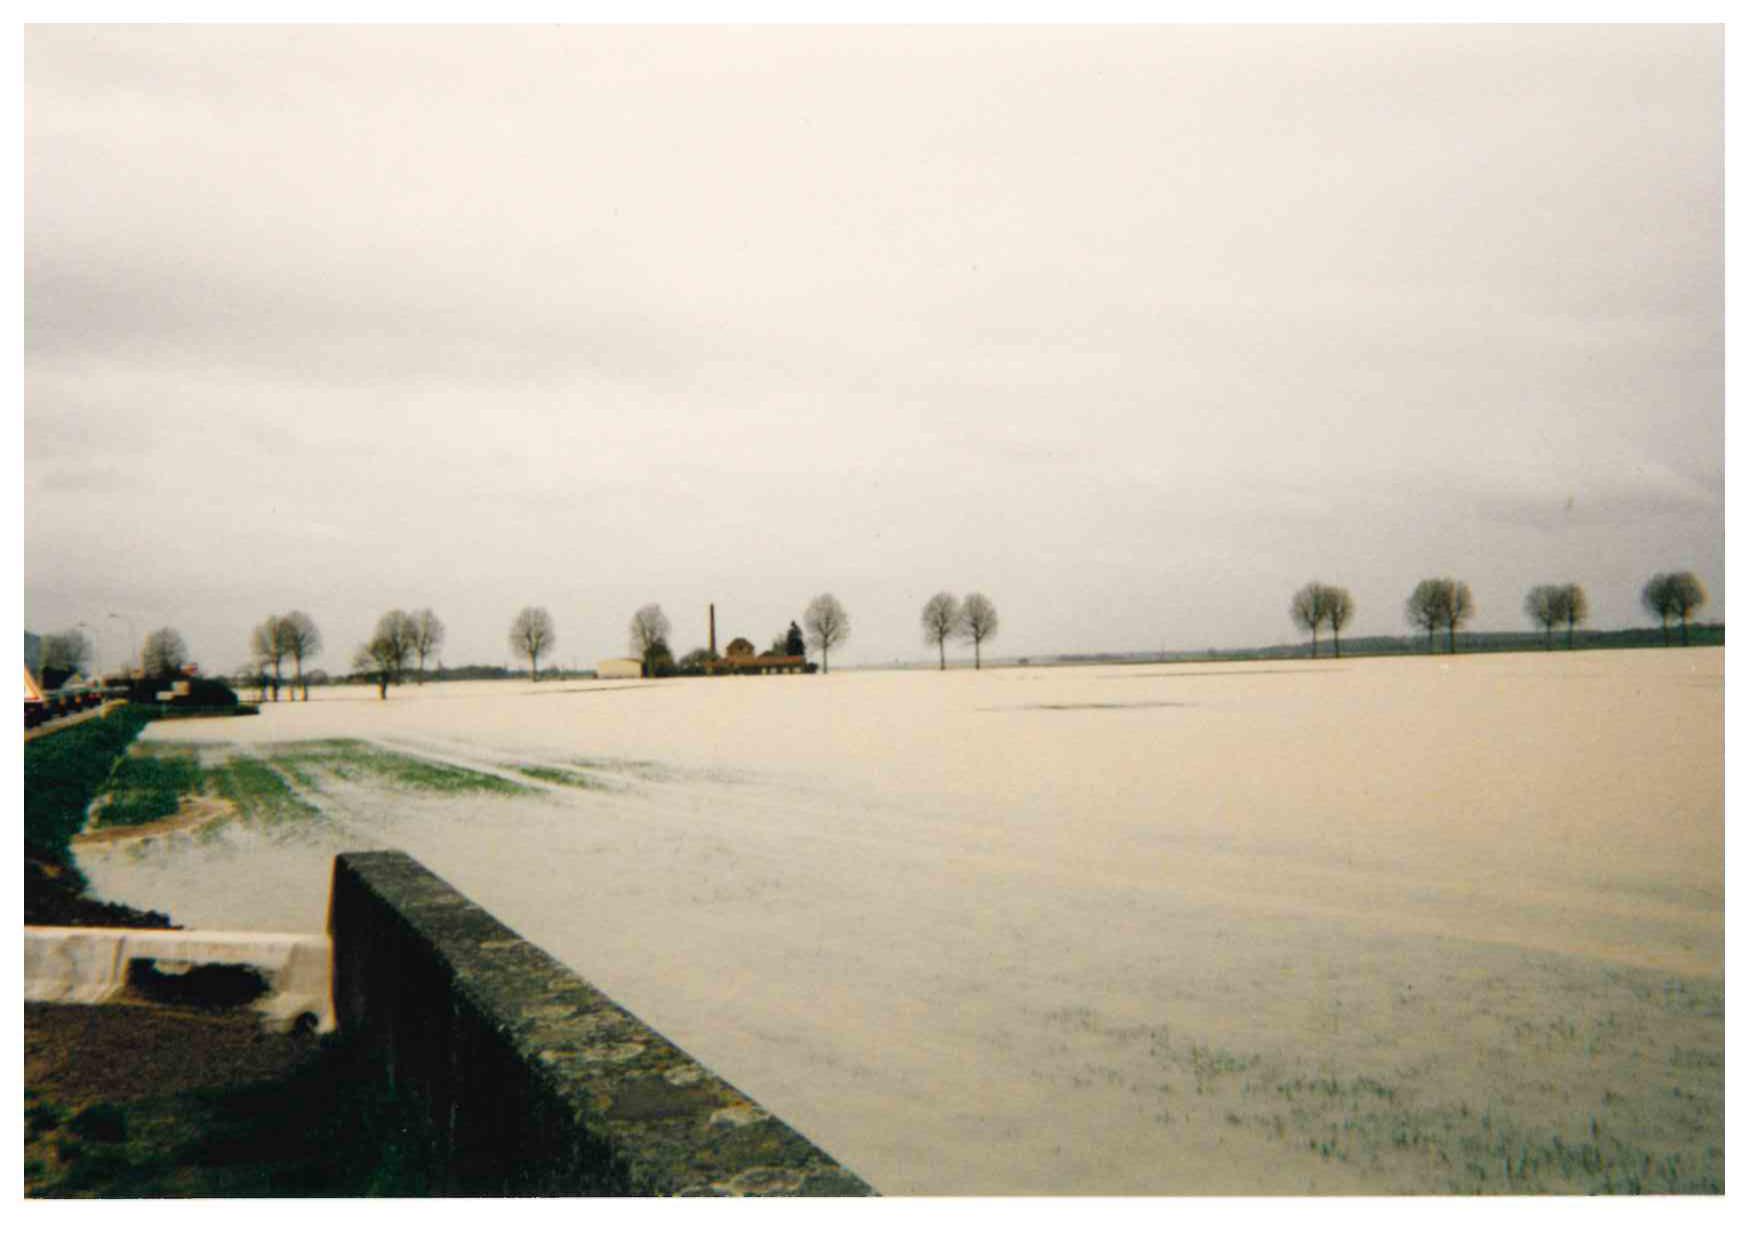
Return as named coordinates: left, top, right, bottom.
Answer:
left=100, top=563, right=1712, bottom=709
left=1277, top=570, right=1711, bottom=657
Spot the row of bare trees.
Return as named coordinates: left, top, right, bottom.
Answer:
left=350, top=609, right=446, bottom=699
left=250, top=612, right=323, bottom=700
left=241, top=566, right=1717, bottom=702
left=1289, top=570, right=1709, bottom=657
left=920, top=592, right=1000, bottom=669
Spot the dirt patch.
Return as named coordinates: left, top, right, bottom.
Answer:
left=26, top=1003, right=318, bottom=1109
left=75, top=794, right=235, bottom=847
left=24, top=1003, right=428, bottom=1197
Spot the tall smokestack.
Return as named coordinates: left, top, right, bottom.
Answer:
left=709, top=604, right=716, bottom=657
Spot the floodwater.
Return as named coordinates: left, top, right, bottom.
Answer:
left=77, top=649, right=1724, bottom=1194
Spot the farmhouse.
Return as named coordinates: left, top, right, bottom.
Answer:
left=719, top=636, right=807, bottom=675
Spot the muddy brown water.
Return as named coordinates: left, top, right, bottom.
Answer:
left=76, top=649, right=1723, bottom=1193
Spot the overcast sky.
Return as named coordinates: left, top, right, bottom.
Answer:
left=22, top=25, right=1722, bottom=673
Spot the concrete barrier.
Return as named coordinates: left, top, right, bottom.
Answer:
left=23, top=927, right=334, bottom=1033
left=328, top=850, right=876, bottom=1196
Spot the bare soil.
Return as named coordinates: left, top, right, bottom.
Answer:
left=24, top=1003, right=425, bottom=1197
left=26, top=1003, right=319, bottom=1110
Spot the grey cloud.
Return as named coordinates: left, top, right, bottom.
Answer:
left=22, top=26, right=1722, bottom=670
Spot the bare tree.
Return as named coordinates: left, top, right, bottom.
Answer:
left=1290, top=583, right=1326, bottom=658
left=408, top=608, right=445, bottom=684
left=277, top=611, right=322, bottom=701
left=1560, top=583, right=1588, bottom=650
left=1643, top=571, right=1706, bottom=647
left=628, top=604, right=671, bottom=678
left=960, top=593, right=1000, bottom=670
left=1642, top=574, right=1673, bottom=645
left=40, top=629, right=94, bottom=678
left=1443, top=580, right=1475, bottom=653
left=140, top=628, right=189, bottom=678
left=1666, top=572, right=1707, bottom=646
left=1524, top=585, right=1564, bottom=650
left=354, top=609, right=414, bottom=699
left=803, top=593, right=850, bottom=673
left=1405, top=578, right=1473, bottom=654
left=1323, top=586, right=1354, bottom=658
left=251, top=614, right=288, bottom=700
left=921, top=592, right=961, bottom=670
left=510, top=606, right=556, bottom=681
left=1406, top=579, right=1447, bottom=653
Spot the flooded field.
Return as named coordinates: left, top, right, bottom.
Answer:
left=76, top=649, right=1724, bottom=1194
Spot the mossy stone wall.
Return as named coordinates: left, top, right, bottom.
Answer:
left=328, top=850, right=875, bottom=1196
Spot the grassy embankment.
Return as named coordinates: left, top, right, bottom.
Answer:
left=23, top=711, right=434, bottom=1196
left=23, top=705, right=173, bottom=927
left=25, top=705, right=152, bottom=864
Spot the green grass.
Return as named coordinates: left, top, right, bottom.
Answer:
left=23, top=706, right=153, bottom=864
left=514, top=765, right=608, bottom=790
left=47, top=736, right=528, bottom=851
left=81, top=741, right=319, bottom=830
left=203, top=754, right=319, bottom=824
left=95, top=747, right=203, bottom=827
left=262, top=739, right=531, bottom=796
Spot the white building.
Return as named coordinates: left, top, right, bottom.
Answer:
left=595, top=657, right=643, bottom=680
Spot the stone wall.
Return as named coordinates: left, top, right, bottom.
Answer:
left=328, top=850, right=875, bottom=1196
